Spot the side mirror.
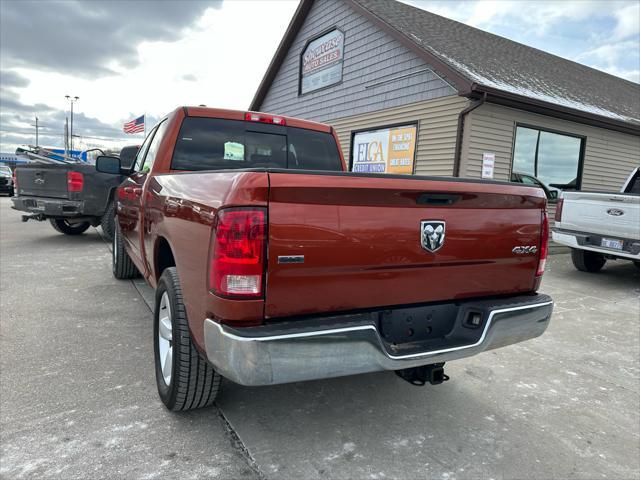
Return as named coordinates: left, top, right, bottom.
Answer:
left=95, top=155, right=122, bottom=174
left=549, top=190, right=558, bottom=200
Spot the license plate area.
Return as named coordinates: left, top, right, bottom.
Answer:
left=601, top=237, right=623, bottom=250
left=378, top=303, right=459, bottom=345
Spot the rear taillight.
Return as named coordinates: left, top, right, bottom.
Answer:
left=536, top=211, right=549, bottom=277
left=209, top=207, right=266, bottom=298
left=67, top=171, right=84, bottom=192
left=12, top=169, right=17, bottom=190
left=554, top=198, right=563, bottom=222
left=244, top=112, right=286, bottom=125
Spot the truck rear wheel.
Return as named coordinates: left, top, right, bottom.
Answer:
left=571, top=248, right=606, bottom=273
left=49, top=218, right=91, bottom=235
left=154, top=267, right=221, bottom=411
left=112, top=222, right=139, bottom=279
left=100, top=201, right=116, bottom=241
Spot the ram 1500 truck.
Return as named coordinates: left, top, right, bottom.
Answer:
left=96, top=107, right=553, bottom=411
left=553, top=168, right=640, bottom=272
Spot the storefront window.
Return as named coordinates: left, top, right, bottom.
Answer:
left=512, top=126, right=584, bottom=197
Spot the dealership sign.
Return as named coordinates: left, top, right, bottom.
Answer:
left=301, top=29, right=344, bottom=94
left=352, top=125, right=417, bottom=174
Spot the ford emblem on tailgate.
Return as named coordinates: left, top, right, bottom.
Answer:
left=34, top=177, right=45, bottom=185
left=607, top=208, right=624, bottom=216
left=421, top=221, right=445, bottom=252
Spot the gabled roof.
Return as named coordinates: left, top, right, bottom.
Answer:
left=251, top=0, right=640, bottom=135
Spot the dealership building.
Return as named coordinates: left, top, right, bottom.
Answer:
left=251, top=0, right=640, bottom=213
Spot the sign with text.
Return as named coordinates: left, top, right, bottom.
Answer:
left=301, top=29, right=344, bottom=94
left=352, top=125, right=417, bottom=174
left=482, top=152, right=495, bottom=179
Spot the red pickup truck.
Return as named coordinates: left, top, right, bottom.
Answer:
left=96, top=107, right=553, bottom=411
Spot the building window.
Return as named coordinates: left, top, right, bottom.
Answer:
left=512, top=125, right=584, bottom=199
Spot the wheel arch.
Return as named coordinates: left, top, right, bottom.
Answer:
left=155, top=236, right=176, bottom=282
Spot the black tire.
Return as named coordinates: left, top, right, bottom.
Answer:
left=571, top=248, right=606, bottom=273
left=8, top=187, right=14, bottom=197
left=112, top=222, right=139, bottom=279
left=49, top=218, right=91, bottom=235
left=100, top=201, right=116, bottom=241
left=154, top=267, right=221, bottom=411
left=634, top=261, right=640, bottom=270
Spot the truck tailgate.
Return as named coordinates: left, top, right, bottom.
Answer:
left=16, top=165, right=69, bottom=199
left=559, top=192, right=640, bottom=240
left=265, top=172, right=546, bottom=319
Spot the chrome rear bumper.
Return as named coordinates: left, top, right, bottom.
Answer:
left=204, top=294, right=553, bottom=386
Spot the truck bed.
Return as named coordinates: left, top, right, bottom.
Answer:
left=152, top=168, right=547, bottom=325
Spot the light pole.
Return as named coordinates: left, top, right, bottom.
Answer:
left=65, top=95, right=79, bottom=154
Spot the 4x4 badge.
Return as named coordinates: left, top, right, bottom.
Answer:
left=421, top=221, right=445, bottom=252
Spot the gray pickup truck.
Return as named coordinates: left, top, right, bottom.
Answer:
left=11, top=145, right=139, bottom=239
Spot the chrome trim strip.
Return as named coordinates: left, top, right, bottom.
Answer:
left=210, top=301, right=553, bottom=360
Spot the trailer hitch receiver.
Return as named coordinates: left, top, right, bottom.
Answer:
left=395, top=363, right=449, bottom=386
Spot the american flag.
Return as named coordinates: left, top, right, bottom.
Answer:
left=123, top=115, right=145, bottom=134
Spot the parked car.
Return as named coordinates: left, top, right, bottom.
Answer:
left=511, top=172, right=559, bottom=201
left=11, top=145, right=139, bottom=239
left=553, top=167, right=640, bottom=272
left=97, top=106, right=553, bottom=411
left=0, top=165, right=14, bottom=196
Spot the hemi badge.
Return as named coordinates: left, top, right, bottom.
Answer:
left=278, top=255, right=305, bottom=264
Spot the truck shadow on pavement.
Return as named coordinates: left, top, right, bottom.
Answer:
left=21, top=228, right=106, bottom=246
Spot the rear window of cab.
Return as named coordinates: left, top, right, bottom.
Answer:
left=171, top=117, right=342, bottom=172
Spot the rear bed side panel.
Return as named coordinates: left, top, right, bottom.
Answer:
left=265, top=173, right=546, bottom=319
left=147, top=171, right=269, bottom=351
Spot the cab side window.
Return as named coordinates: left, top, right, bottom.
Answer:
left=140, top=120, right=168, bottom=174
left=132, top=126, right=158, bottom=172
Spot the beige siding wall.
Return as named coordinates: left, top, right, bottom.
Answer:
left=331, top=95, right=469, bottom=176
left=460, top=103, right=640, bottom=191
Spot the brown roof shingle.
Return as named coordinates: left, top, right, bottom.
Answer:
left=351, top=0, right=640, bottom=126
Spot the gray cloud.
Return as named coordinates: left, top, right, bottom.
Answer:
left=182, top=74, right=198, bottom=82
left=0, top=70, right=30, bottom=89
left=0, top=0, right=221, bottom=78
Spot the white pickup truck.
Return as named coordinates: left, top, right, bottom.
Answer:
left=553, top=168, right=640, bottom=272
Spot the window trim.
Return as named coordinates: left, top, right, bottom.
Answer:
left=348, top=121, right=420, bottom=174
left=510, top=123, right=586, bottom=191
left=298, top=26, right=345, bottom=97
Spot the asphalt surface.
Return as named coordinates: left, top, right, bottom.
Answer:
left=1, top=195, right=639, bottom=479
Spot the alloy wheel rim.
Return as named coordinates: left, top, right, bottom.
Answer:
left=158, top=292, right=173, bottom=385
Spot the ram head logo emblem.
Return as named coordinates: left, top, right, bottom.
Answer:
left=420, top=221, right=445, bottom=252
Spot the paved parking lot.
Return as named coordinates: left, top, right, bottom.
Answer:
left=1, top=196, right=639, bottom=479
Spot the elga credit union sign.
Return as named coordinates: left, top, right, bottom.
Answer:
left=352, top=125, right=418, bottom=174
left=301, top=29, right=344, bottom=94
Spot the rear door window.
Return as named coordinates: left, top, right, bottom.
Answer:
left=171, top=117, right=341, bottom=172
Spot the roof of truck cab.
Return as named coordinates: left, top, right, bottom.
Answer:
left=181, top=106, right=332, bottom=133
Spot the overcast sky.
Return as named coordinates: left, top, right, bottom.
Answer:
left=1, top=0, right=638, bottom=153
